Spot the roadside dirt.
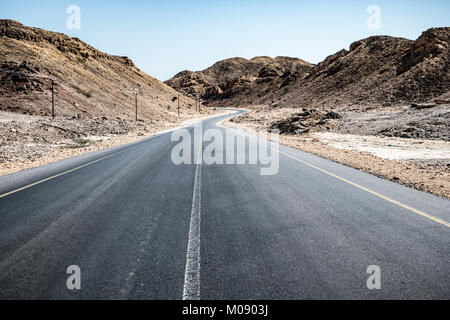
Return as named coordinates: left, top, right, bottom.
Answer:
left=336, top=104, right=450, bottom=141
left=312, top=132, right=450, bottom=161
left=231, top=103, right=450, bottom=141
left=0, top=111, right=216, bottom=176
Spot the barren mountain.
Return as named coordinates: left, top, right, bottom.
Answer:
left=270, top=27, right=450, bottom=110
left=0, top=20, right=199, bottom=121
left=165, top=56, right=314, bottom=107
left=167, top=28, right=449, bottom=112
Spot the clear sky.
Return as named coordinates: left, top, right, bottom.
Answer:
left=1, top=0, right=449, bottom=80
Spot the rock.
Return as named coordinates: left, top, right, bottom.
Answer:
left=411, top=103, right=437, bottom=109
left=433, top=98, right=450, bottom=104
left=323, top=111, right=342, bottom=120
left=297, top=111, right=311, bottom=117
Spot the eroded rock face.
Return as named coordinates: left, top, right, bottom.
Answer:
left=0, top=20, right=136, bottom=67
left=165, top=56, right=314, bottom=106
left=397, top=28, right=449, bottom=75
left=0, top=19, right=196, bottom=120
left=274, top=28, right=450, bottom=110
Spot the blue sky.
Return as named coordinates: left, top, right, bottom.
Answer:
left=1, top=0, right=449, bottom=80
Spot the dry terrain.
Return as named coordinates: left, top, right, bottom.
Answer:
left=1, top=20, right=448, bottom=200
left=267, top=28, right=450, bottom=110
left=0, top=20, right=212, bottom=176
left=0, top=20, right=202, bottom=120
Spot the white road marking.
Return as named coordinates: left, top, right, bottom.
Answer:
left=0, top=150, right=127, bottom=199
left=182, top=139, right=203, bottom=300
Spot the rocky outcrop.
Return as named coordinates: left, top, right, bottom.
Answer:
left=165, top=56, right=314, bottom=107
left=272, top=28, right=450, bottom=110
left=271, top=109, right=342, bottom=134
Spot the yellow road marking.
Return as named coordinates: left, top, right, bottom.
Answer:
left=277, top=149, right=450, bottom=229
left=0, top=150, right=126, bottom=200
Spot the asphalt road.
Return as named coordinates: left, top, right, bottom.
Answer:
left=0, top=111, right=448, bottom=300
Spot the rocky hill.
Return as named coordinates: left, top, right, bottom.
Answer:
left=271, top=27, right=450, bottom=110
left=0, top=20, right=198, bottom=121
left=165, top=56, right=314, bottom=107
left=167, top=28, right=449, bottom=111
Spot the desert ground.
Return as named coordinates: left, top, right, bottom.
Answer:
left=224, top=104, right=450, bottom=199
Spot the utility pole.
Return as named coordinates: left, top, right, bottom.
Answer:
left=135, top=91, right=138, bottom=122
left=134, top=86, right=140, bottom=122
left=51, top=80, right=55, bottom=120
left=177, top=93, right=180, bottom=117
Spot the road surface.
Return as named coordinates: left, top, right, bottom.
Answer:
left=0, top=111, right=448, bottom=299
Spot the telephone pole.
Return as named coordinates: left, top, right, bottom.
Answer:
left=135, top=91, right=138, bottom=122
left=177, top=93, right=180, bottom=117
left=51, top=80, right=55, bottom=120
left=134, top=86, right=140, bottom=122
left=196, top=95, right=199, bottom=113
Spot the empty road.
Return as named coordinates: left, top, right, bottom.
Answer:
left=0, top=110, right=448, bottom=300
